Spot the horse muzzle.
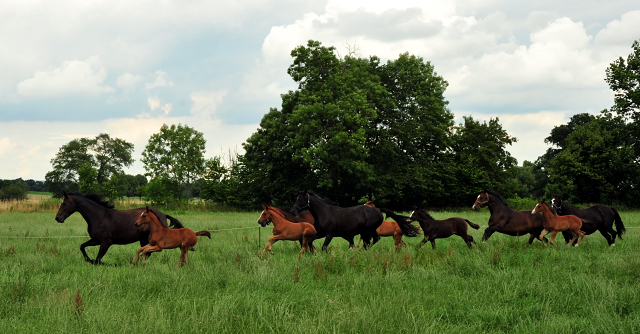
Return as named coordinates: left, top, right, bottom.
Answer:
left=55, top=215, right=66, bottom=223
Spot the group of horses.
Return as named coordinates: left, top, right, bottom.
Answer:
left=54, top=189, right=627, bottom=266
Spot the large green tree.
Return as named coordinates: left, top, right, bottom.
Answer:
left=240, top=40, right=483, bottom=208
left=45, top=133, right=134, bottom=197
left=141, top=123, right=206, bottom=199
left=450, top=116, right=518, bottom=198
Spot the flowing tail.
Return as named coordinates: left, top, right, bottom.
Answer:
left=379, top=208, right=420, bottom=237
left=196, top=231, right=211, bottom=239
left=611, top=208, right=626, bottom=239
left=166, top=214, right=185, bottom=229
left=465, top=219, right=480, bottom=230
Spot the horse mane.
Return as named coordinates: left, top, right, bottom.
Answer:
left=481, top=189, right=508, bottom=206
left=69, top=192, right=115, bottom=209
left=417, top=208, right=435, bottom=221
left=305, top=191, right=337, bottom=206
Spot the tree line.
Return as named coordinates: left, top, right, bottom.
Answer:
left=38, top=40, right=640, bottom=209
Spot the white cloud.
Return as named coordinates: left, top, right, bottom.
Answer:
left=145, top=70, right=175, bottom=90
left=16, top=56, right=114, bottom=98
left=190, top=90, right=227, bottom=119
left=116, top=73, right=144, bottom=94
left=594, top=10, right=640, bottom=46
left=147, top=97, right=173, bottom=115
left=0, top=117, right=258, bottom=180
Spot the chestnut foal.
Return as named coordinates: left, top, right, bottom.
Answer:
left=258, top=204, right=317, bottom=257
left=532, top=201, right=587, bottom=247
left=131, top=207, right=210, bottom=267
left=356, top=201, right=419, bottom=251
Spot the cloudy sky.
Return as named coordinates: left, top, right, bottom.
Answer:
left=1, top=0, right=639, bottom=180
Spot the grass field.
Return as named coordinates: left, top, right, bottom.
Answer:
left=0, top=208, right=639, bottom=333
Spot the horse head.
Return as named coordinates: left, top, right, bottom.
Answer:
left=291, top=190, right=311, bottom=216
left=550, top=195, right=563, bottom=214
left=531, top=200, right=547, bottom=215
left=55, top=191, right=77, bottom=223
left=472, top=190, right=491, bottom=211
left=134, top=206, right=152, bottom=227
left=364, top=200, right=375, bottom=207
left=257, top=204, right=273, bottom=227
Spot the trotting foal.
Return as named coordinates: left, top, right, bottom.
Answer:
left=131, top=207, right=211, bottom=267
left=258, top=204, right=317, bottom=257
left=532, top=201, right=586, bottom=247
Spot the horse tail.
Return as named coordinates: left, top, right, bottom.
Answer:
left=611, top=208, right=626, bottom=239
left=166, top=215, right=185, bottom=229
left=379, top=208, right=420, bottom=237
left=465, top=219, right=480, bottom=230
left=196, top=231, right=211, bottom=239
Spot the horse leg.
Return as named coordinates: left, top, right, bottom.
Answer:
left=598, top=228, right=614, bottom=246
left=262, top=236, right=278, bottom=255
left=321, top=235, right=334, bottom=252
left=418, top=236, right=429, bottom=248
left=345, top=236, right=356, bottom=250
left=482, top=228, right=497, bottom=243
left=461, top=234, right=473, bottom=249
left=131, top=246, right=148, bottom=267
left=93, top=241, right=113, bottom=265
left=566, top=231, right=578, bottom=247
left=575, top=230, right=586, bottom=246
left=79, top=238, right=100, bottom=263
left=178, top=245, right=189, bottom=266
left=561, top=231, right=575, bottom=246
left=538, top=230, right=549, bottom=246
left=549, top=231, right=559, bottom=247
left=140, top=245, right=162, bottom=266
left=430, top=239, right=436, bottom=249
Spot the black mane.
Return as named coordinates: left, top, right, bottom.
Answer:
left=417, top=208, right=435, bottom=221
left=481, top=189, right=508, bottom=206
left=71, top=192, right=115, bottom=209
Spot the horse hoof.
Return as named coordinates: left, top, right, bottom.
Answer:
left=611, top=244, right=615, bottom=247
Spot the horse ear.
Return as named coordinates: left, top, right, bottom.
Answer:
left=145, top=206, right=149, bottom=212
left=62, top=190, right=68, bottom=198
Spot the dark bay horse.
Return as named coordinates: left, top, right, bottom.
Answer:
left=132, top=207, right=210, bottom=267
left=408, top=208, right=479, bottom=249
left=472, top=190, right=546, bottom=244
left=55, top=191, right=184, bottom=265
left=551, top=195, right=625, bottom=246
left=292, top=190, right=419, bottom=252
left=532, top=201, right=586, bottom=247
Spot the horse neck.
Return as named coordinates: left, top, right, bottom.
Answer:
left=72, top=196, right=112, bottom=228
left=418, top=211, right=434, bottom=222
left=537, top=204, right=555, bottom=220
left=486, top=196, right=509, bottom=215
left=267, top=210, right=289, bottom=227
left=560, top=202, right=580, bottom=215
left=147, top=213, right=167, bottom=235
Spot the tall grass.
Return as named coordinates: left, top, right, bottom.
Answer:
left=0, top=209, right=638, bottom=333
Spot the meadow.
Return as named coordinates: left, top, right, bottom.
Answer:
left=0, top=201, right=639, bottom=333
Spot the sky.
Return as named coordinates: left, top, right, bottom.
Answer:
left=1, top=0, right=639, bottom=180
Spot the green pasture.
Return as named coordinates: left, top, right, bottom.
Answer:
left=0, top=210, right=639, bottom=333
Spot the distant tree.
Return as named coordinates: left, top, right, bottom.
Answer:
left=144, top=176, right=181, bottom=205
left=46, top=133, right=134, bottom=197
left=545, top=114, right=638, bottom=204
left=0, top=180, right=29, bottom=201
left=141, top=124, right=206, bottom=199
left=605, top=40, right=640, bottom=124
left=450, top=116, right=518, bottom=197
left=78, top=162, right=100, bottom=194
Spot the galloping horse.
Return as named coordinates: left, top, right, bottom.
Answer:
left=54, top=191, right=185, bottom=265
left=355, top=201, right=419, bottom=252
left=258, top=204, right=317, bottom=257
left=292, top=190, right=419, bottom=252
left=551, top=195, right=625, bottom=246
left=532, top=201, right=586, bottom=247
left=472, top=190, right=546, bottom=244
left=409, top=208, right=479, bottom=249
left=131, top=207, right=211, bottom=267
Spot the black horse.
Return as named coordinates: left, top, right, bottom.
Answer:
left=551, top=195, right=626, bottom=246
left=54, top=191, right=184, bottom=265
left=292, top=190, right=418, bottom=252
left=408, top=208, right=479, bottom=249
left=472, top=189, right=546, bottom=244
